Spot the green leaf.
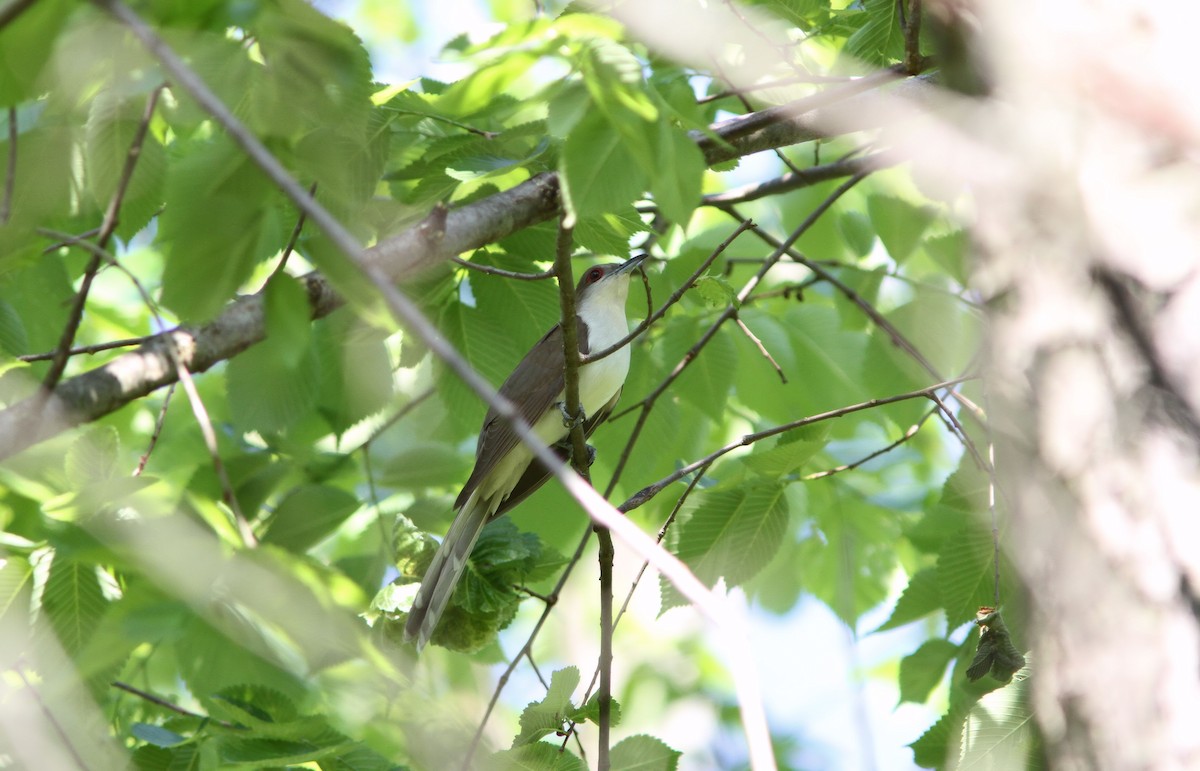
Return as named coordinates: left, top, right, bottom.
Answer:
left=0, top=0, right=71, bottom=106
left=84, top=90, right=167, bottom=240
left=485, top=743, right=586, bottom=771
left=560, top=111, right=648, bottom=220
left=513, top=666, right=580, bottom=746
left=742, top=424, right=831, bottom=477
left=795, top=480, right=900, bottom=624
left=573, top=208, right=648, bottom=257
left=959, top=666, right=1041, bottom=769
left=0, top=556, right=32, bottom=627
left=660, top=318, right=737, bottom=422
left=262, top=484, right=361, bottom=552
left=876, top=566, right=941, bottom=631
left=837, top=210, right=876, bottom=257
left=610, top=735, right=681, bottom=771
left=42, top=555, right=108, bottom=657
left=131, top=723, right=187, bottom=748
left=0, top=298, right=28, bottom=355
left=899, top=639, right=958, bottom=704
left=438, top=291, right=520, bottom=433
left=65, top=426, right=121, bottom=489
left=159, top=137, right=284, bottom=321
left=574, top=694, right=622, bottom=728
left=925, top=229, right=970, bottom=285
left=867, top=195, right=937, bottom=265
left=843, top=0, right=905, bottom=66
left=313, top=310, right=395, bottom=434
left=649, top=122, right=704, bottom=227
left=663, top=483, right=789, bottom=611
left=690, top=276, right=739, bottom=308
left=936, top=521, right=999, bottom=629
left=263, top=274, right=313, bottom=369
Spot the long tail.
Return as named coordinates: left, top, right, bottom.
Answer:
left=404, top=490, right=489, bottom=651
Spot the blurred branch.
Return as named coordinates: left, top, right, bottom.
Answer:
left=0, top=0, right=37, bottom=29
left=620, top=375, right=975, bottom=513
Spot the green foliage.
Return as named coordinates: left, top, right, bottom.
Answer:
left=0, top=1, right=1026, bottom=770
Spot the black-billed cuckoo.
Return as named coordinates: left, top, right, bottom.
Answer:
left=405, top=253, right=648, bottom=650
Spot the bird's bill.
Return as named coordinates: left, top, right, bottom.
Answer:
left=612, top=252, right=648, bottom=276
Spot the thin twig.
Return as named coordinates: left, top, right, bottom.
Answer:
left=463, top=528, right=593, bottom=770
left=112, top=681, right=238, bottom=728
left=19, top=335, right=152, bottom=362
left=734, top=315, right=786, bottom=383
left=133, top=383, right=176, bottom=476
left=699, top=153, right=895, bottom=207
left=41, top=229, right=257, bottom=546
left=802, top=406, right=936, bottom=480
left=42, top=86, right=163, bottom=391
left=719, top=208, right=991, bottom=473
left=269, top=181, right=316, bottom=279
left=584, top=220, right=755, bottom=366
left=450, top=254, right=555, bottom=280
left=620, top=375, right=975, bottom=514
left=576, top=460, right=713, bottom=719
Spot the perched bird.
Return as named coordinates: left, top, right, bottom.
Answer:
left=405, top=253, right=648, bottom=650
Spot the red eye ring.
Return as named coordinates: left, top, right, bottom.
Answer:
left=586, top=267, right=604, bottom=283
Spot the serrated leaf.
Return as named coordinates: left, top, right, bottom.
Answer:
left=743, top=425, right=830, bottom=477
left=159, top=138, right=283, bottom=321
left=0, top=556, right=32, bottom=626
left=867, top=194, right=937, bottom=265
left=610, top=735, right=680, bottom=771
left=263, top=274, right=313, bottom=369
left=838, top=210, right=875, bottom=257
left=690, top=276, right=738, bottom=308
left=795, top=480, right=900, bottom=624
left=314, top=310, right=395, bottom=434
left=649, top=122, right=704, bottom=227
left=0, top=298, right=28, bottom=355
left=262, top=485, right=360, bottom=552
left=959, top=666, right=1040, bottom=769
left=899, top=639, right=958, bottom=704
left=42, top=555, right=108, bottom=656
left=561, top=111, right=647, bottom=220
left=936, top=522, right=998, bottom=629
left=573, top=209, right=647, bottom=257
left=513, top=666, right=581, bottom=746
left=0, top=0, right=71, bottom=106
left=660, top=318, right=737, bottom=422
left=574, top=694, right=622, bottom=728
left=65, top=425, right=120, bottom=489
left=663, top=483, right=789, bottom=611
left=84, top=91, right=166, bottom=239
left=876, top=566, right=941, bottom=631
left=485, top=743, right=585, bottom=771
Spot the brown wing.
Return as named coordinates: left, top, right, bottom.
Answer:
left=488, top=384, right=621, bottom=519
left=453, top=317, right=590, bottom=510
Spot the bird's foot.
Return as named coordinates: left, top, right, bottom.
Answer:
left=550, top=438, right=597, bottom=468
left=557, top=401, right=586, bottom=429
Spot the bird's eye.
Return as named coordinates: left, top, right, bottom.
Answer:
left=586, top=267, right=604, bottom=283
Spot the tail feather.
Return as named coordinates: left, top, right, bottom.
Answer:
left=404, top=491, right=490, bottom=651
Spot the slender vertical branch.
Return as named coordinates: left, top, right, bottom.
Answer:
left=1, top=106, right=15, bottom=224
left=903, top=0, right=923, bottom=76
left=42, top=85, right=163, bottom=391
